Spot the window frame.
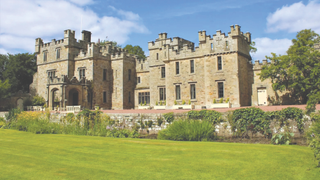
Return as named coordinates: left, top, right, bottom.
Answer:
left=161, top=67, right=165, bottom=78
left=103, top=69, right=107, bottom=81
left=138, top=92, right=150, bottom=105
left=190, top=84, right=196, bottom=100
left=190, top=60, right=195, bottom=74
left=43, top=51, right=47, bottom=62
left=79, top=68, right=86, bottom=79
left=159, top=87, right=166, bottom=101
left=175, top=85, right=181, bottom=100
left=218, top=82, right=224, bottom=98
left=56, top=48, right=60, bottom=59
left=217, top=56, right=222, bottom=70
left=175, top=62, right=180, bottom=75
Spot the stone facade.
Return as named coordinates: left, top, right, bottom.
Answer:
left=30, top=30, right=137, bottom=110
left=137, top=25, right=254, bottom=109
left=30, top=25, right=292, bottom=110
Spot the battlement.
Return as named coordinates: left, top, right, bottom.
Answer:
left=64, top=29, right=75, bottom=39
left=252, top=60, right=270, bottom=70
left=148, top=35, right=194, bottom=51
left=158, top=33, right=167, bottom=40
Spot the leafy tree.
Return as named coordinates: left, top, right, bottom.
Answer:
left=0, top=53, right=37, bottom=94
left=0, top=79, right=11, bottom=99
left=250, top=41, right=257, bottom=53
left=259, top=29, right=320, bottom=112
left=98, top=40, right=121, bottom=48
left=123, top=44, right=146, bottom=60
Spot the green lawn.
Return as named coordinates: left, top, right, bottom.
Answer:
left=0, top=129, right=319, bottom=180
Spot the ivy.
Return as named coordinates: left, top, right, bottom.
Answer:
left=229, top=107, right=269, bottom=138
left=187, top=110, right=222, bottom=125
left=163, top=112, right=174, bottom=123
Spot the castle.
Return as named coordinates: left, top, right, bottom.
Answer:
left=30, top=25, right=284, bottom=110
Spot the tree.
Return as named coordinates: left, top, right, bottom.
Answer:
left=250, top=41, right=257, bottom=53
left=0, top=79, right=11, bottom=99
left=98, top=40, right=121, bottom=48
left=259, top=29, right=320, bottom=112
left=0, top=53, right=37, bottom=94
left=123, top=44, right=146, bottom=60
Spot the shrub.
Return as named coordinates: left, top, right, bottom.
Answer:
left=32, top=95, right=46, bottom=106
left=219, top=98, right=223, bottom=103
left=280, top=107, right=304, bottom=133
left=182, top=100, right=186, bottom=105
left=213, top=99, right=216, bottom=104
left=307, top=120, right=320, bottom=166
left=187, top=110, right=222, bottom=124
left=271, top=128, right=294, bottom=145
left=229, top=107, right=268, bottom=138
left=0, top=117, right=5, bottom=128
left=7, top=110, right=139, bottom=138
left=163, top=112, right=174, bottom=123
left=158, top=119, right=215, bottom=141
left=5, top=108, right=21, bottom=122
left=157, top=117, right=164, bottom=126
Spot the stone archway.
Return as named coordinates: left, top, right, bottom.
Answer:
left=68, top=88, right=79, bottom=105
left=52, top=89, right=60, bottom=109
left=17, top=98, right=23, bottom=110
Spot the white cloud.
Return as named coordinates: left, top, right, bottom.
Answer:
left=109, top=6, right=140, bottom=21
left=68, top=0, right=93, bottom=6
left=0, top=48, right=8, bottom=54
left=251, top=37, right=292, bottom=60
left=0, top=0, right=148, bottom=53
left=267, top=1, right=320, bottom=33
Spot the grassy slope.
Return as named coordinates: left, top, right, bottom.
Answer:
left=0, top=129, right=319, bottom=180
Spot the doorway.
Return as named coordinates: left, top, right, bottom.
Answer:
left=257, top=88, right=267, bottom=106
left=69, top=89, right=79, bottom=105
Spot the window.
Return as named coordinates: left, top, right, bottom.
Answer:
left=159, top=88, right=166, bottom=101
left=137, top=77, right=141, bottom=83
left=211, top=43, right=213, bottom=50
left=175, top=85, right=181, bottom=100
left=218, top=82, right=224, bottom=98
left=129, top=92, right=131, bottom=103
left=141, top=64, right=143, bottom=70
left=43, top=51, right=47, bottom=62
left=190, top=84, right=196, bottom=99
left=103, top=91, right=107, bottom=103
left=190, top=60, right=194, bottom=73
left=47, top=70, right=55, bottom=78
left=218, top=56, right=222, bottom=70
left=103, top=69, right=107, bottom=81
left=138, top=92, right=150, bottom=105
left=225, top=41, right=229, bottom=48
left=176, top=62, right=180, bottom=75
left=79, top=68, right=85, bottom=79
left=128, top=69, right=131, bottom=80
left=56, top=48, right=60, bottom=59
left=161, top=67, right=165, bottom=78
left=156, top=53, right=159, bottom=60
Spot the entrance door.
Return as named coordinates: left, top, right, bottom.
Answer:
left=72, top=92, right=78, bottom=105
left=257, top=89, right=267, bottom=106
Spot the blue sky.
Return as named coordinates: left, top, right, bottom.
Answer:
left=1, top=0, right=320, bottom=60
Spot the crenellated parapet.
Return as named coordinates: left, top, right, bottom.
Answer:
left=252, top=60, right=270, bottom=70
left=47, top=75, right=92, bottom=85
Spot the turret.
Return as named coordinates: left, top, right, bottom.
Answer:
left=82, top=30, right=92, bottom=42
left=158, top=33, right=167, bottom=40
left=230, top=24, right=241, bottom=36
left=198, top=30, right=206, bottom=43
left=35, top=38, right=43, bottom=54
left=245, top=32, right=251, bottom=43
